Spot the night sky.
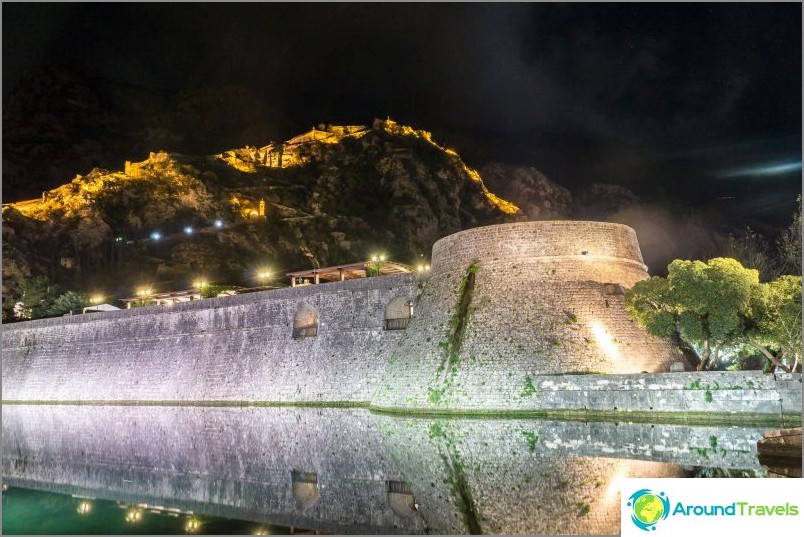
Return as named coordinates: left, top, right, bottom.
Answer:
left=3, top=3, right=802, bottom=241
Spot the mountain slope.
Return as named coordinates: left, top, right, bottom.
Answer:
left=2, top=119, right=521, bottom=297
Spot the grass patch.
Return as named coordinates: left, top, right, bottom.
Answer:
left=522, top=431, right=539, bottom=453
left=427, top=260, right=479, bottom=405
left=521, top=376, right=536, bottom=397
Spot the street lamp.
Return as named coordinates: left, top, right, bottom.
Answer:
left=90, top=294, right=104, bottom=305
left=193, top=280, right=208, bottom=289
left=184, top=226, right=194, bottom=235
left=370, top=253, right=385, bottom=276
left=136, top=287, right=153, bottom=308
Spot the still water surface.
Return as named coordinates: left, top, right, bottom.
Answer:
left=1, top=405, right=770, bottom=534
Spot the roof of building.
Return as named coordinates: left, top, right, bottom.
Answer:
left=286, top=260, right=413, bottom=282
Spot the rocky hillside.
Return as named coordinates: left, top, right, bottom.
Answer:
left=2, top=120, right=521, bottom=298
left=479, top=163, right=574, bottom=220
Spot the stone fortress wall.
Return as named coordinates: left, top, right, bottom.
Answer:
left=2, top=274, right=418, bottom=403
left=3, top=221, right=800, bottom=419
left=371, top=221, right=685, bottom=410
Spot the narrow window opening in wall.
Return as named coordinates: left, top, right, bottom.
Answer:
left=603, top=283, right=624, bottom=296
left=292, top=304, right=319, bottom=339
left=291, top=470, right=319, bottom=509
left=387, top=481, right=418, bottom=517
left=385, top=297, right=413, bottom=330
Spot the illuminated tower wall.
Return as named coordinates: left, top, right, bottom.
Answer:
left=371, top=221, right=682, bottom=410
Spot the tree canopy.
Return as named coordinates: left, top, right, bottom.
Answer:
left=6, top=276, right=90, bottom=321
left=625, top=257, right=801, bottom=372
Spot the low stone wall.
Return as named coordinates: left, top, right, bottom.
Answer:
left=372, top=370, right=802, bottom=422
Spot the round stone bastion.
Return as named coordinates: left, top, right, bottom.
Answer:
left=430, top=220, right=650, bottom=286
left=371, top=221, right=684, bottom=411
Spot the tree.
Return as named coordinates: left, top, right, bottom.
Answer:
left=720, top=198, right=801, bottom=279
left=49, top=291, right=90, bottom=316
left=746, top=276, right=802, bottom=373
left=8, top=276, right=92, bottom=320
left=627, top=257, right=802, bottom=373
left=199, top=284, right=237, bottom=298
left=725, top=227, right=774, bottom=280
left=626, top=258, right=758, bottom=371
left=777, top=195, right=802, bottom=276
left=11, top=276, right=62, bottom=320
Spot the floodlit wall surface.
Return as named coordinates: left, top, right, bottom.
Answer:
left=4, top=221, right=798, bottom=417
left=2, top=274, right=418, bottom=403
left=372, top=222, right=684, bottom=410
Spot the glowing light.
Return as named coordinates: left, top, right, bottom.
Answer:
left=193, top=280, right=208, bottom=289
left=214, top=219, right=224, bottom=228
left=257, top=270, right=272, bottom=280
left=184, top=226, right=194, bottom=235
left=77, top=501, right=93, bottom=515
left=136, top=287, right=153, bottom=297
left=115, top=237, right=123, bottom=242
left=125, top=509, right=143, bottom=523
left=185, top=518, right=202, bottom=533
left=379, top=254, right=386, bottom=262
left=150, top=232, right=162, bottom=241
left=90, top=295, right=104, bottom=305
left=424, top=264, right=430, bottom=271
left=417, top=265, right=424, bottom=272
left=590, top=321, right=620, bottom=359
left=607, top=469, right=628, bottom=498
left=253, top=528, right=270, bottom=535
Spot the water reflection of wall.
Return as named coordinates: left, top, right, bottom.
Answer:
left=2, top=406, right=768, bottom=534
left=373, top=417, right=768, bottom=534
left=2, top=406, right=427, bottom=534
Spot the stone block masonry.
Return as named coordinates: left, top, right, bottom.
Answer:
left=3, top=273, right=418, bottom=403
left=371, top=222, right=686, bottom=411
left=3, top=221, right=801, bottom=422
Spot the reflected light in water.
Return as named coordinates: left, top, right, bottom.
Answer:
left=590, top=321, right=620, bottom=359
left=76, top=501, right=92, bottom=515
left=125, top=509, right=143, bottom=523
left=185, top=517, right=202, bottom=533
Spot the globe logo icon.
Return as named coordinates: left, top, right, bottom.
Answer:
left=627, top=489, right=670, bottom=531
